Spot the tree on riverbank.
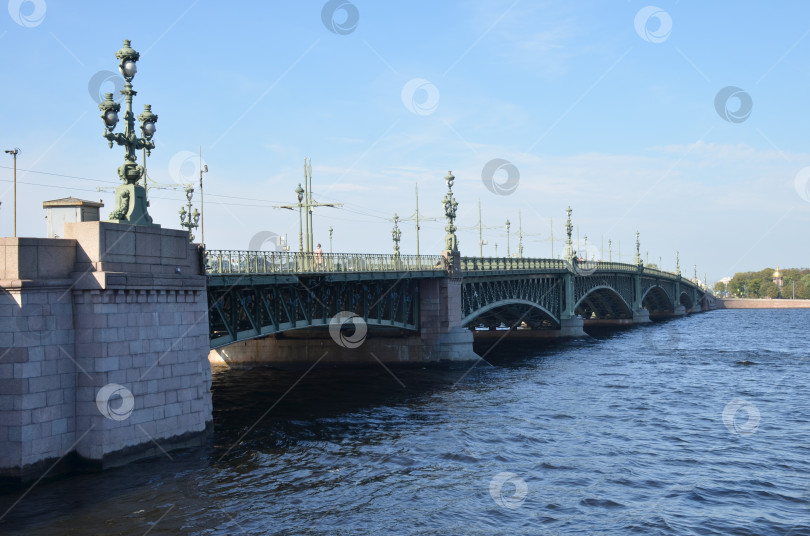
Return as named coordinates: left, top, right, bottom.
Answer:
left=714, top=268, right=810, bottom=298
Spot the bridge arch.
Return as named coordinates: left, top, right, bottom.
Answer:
left=641, top=285, right=674, bottom=314
left=574, top=285, right=633, bottom=319
left=679, top=291, right=694, bottom=310
left=461, top=299, right=560, bottom=330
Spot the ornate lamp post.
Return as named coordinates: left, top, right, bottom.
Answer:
left=608, top=239, right=612, bottom=262
left=296, top=184, right=304, bottom=253
left=442, top=171, right=459, bottom=253
left=392, top=213, right=401, bottom=255
left=564, top=206, right=574, bottom=263
left=328, top=226, right=333, bottom=253
left=676, top=251, right=681, bottom=276
left=634, top=231, right=641, bottom=266
left=179, top=185, right=200, bottom=241
left=505, top=219, right=511, bottom=257
left=98, top=40, right=158, bottom=226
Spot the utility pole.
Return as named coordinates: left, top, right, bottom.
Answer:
left=199, top=146, right=208, bottom=247
left=415, top=183, right=420, bottom=257
left=478, top=199, right=486, bottom=257
left=478, top=199, right=483, bottom=257
left=305, top=158, right=312, bottom=252
left=288, top=158, right=342, bottom=253
left=519, top=209, right=524, bottom=258
left=4, top=148, right=19, bottom=237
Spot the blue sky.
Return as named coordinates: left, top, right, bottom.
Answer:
left=1, top=1, right=809, bottom=283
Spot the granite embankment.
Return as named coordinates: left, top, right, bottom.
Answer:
left=716, top=298, right=810, bottom=309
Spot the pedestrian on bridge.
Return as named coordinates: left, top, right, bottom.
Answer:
left=315, top=243, right=324, bottom=267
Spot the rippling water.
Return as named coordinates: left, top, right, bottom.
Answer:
left=2, top=309, right=810, bottom=535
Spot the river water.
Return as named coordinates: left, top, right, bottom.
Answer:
left=1, top=309, right=809, bottom=535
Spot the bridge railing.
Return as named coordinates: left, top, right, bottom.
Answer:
left=460, top=257, right=568, bottom=271
left=205, top=250, right=446, bottom=275
left=460, top=257, right=684, bottom=280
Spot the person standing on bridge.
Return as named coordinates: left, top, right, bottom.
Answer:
left=314, top=243, right=324, bottom=267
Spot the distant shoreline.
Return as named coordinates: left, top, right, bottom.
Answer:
left=715, top=298, right=810, bottom=309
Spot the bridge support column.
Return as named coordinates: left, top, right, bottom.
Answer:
left=673, top=277, right=685, bottom=316
left=632, top=272, right=651, bottom=324
left=0, top=223, right=212, bottom=484
left=417, top=255, right=476, bottom=363
left=558, top=272, right=586, bottom=337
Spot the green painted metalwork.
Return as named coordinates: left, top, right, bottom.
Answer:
left=179, top=185, right=200, bottom=241
left=204, top=250, right=706, bottom=347
left=208, top=276, right=420, bottom=348
left=442, top=171, right=459, bottom=253
left=205, top=250, right=445, bottom=275
left=99, top=39, right=158, bottom=227
left=391, top=213, right=401, bottom=255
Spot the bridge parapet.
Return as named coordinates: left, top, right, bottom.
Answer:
left=205, top=250, right=445, bottom=275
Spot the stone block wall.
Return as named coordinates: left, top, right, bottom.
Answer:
left=0, top=283, right=76, bottom=477
left=0, top=223, right=212, bottom=483
left=72, top=288, right=211, bottom=464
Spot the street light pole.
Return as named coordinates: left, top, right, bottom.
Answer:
left=4, top=148, right=19, bottom=237
left=505, top=219, right=511, bottom=257
left=199, top=146, right=208, bottom=247
left=392, top=213, right=401, bottom=255
left=415, top=183, right=420, bottom=257
left=519, top=210, right=524, bottom=258
left=296, top=184, right=304, bottom=253
left=98, top=39, right=158, bottom=226
left=328, top=226, right=333, bottom=253
left=478, top=199, right=483, bottom=257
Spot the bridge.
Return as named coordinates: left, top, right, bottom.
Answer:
left=205, top=248, right=706, bottom=366
left=0, top=174, right=708, bottom=483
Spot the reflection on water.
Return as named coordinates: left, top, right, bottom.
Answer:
left=1, top=309, right=809, bottom=535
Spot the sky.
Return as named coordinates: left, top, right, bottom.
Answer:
left=1, top=1, right=810, bottom=285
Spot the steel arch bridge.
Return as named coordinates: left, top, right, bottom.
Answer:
left=459, top=257, right=704, bottom=330
left=205, top=251, right=707, bottom=348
